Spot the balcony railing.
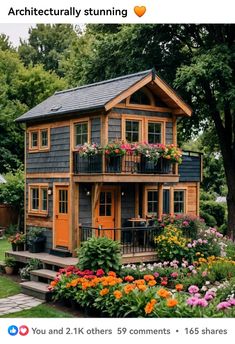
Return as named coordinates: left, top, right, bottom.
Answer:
left=80, top=226, right=162, bottom=254
left=73, top=152, right=174, bottom=175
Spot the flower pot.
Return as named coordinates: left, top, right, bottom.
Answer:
left=139, top=155, right=155, bottom=173
left=156, top=157, right=172, bottom=174
left=5, top=266, right=14, bottom=275
left=28, top=236, right=46, bottom=253
left=16, top=243, right=25, bottom=251
left=106, top=155, right=122, bottom=173
left=11, top=243, right=16, bottom=251
left=88, top=154, right=102, bottom=173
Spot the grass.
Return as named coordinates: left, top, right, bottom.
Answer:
left=1, top=304, right=73, bottom=318
left=0, top=275, right=21, bottom=298
left=0, top=238, right=11, bottom=261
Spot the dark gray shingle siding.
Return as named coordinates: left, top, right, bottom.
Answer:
left=26, top=126, right=70, bottom=173
left=165, top=122, right=173, bottom=144
left=179, top=155, right=201, bottom=182
left=79, top=184, right=92, bottom=226
left=108, top=118, right=122, bottom=141
left=91, top=117, right=101, bottom=144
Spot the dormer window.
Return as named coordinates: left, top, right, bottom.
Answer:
left=130, top=89, right=151, bottom=106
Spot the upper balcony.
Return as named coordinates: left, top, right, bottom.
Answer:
left=73, top=150, right=180, bottom=183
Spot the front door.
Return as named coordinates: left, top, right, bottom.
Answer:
left=95, top=188, right=115, bottom=239
left=55, top=186, right=69, bottom=248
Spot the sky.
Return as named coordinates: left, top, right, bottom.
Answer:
left=0, top=24, right=35, bottom=46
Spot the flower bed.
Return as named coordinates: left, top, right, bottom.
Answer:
left=49, top=260, right=235, bottom=317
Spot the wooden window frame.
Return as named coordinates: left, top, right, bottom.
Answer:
left=72, top=118, right=91, bottom=150
left=147, top=190, right=158, bottom=215
left=28, top=127, right=50, bottom=152
left=122, top=115, right=144, bottom=143
left=173, top=189, right=186, bottom=214
left=127, top=87, right=155, bottom=108
left=28, top=184, right=49, bottom=216
left=147, top=120, right=165, bottom=145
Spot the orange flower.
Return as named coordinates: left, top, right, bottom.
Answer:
left=144, top=299, right=157, bottom=314
left=50, top=280, right=57, bottom=287
left=148, top=280, right=157, bottom=287
left=66, top=283, right=71, bottom=288
left=157, top=288, right=171, bottom=298
left=134, top=279, right=145, bottom=286
left=123, top=284, right=135, bottom=294
left=144, top=275, right=155, bottom=281
left=108, top=271, right=116, bottom=277
left=100, top=288, right=109, bottom=296
left=137, top=284, right=147, bottom=292
left=166, top=298, right=178, bottom=308
left=113, top=290, right=123, bottom=299
left=109, top=280, right=118, bottom=286
left=175, top=284, right=184, bottom=292
left=124, top=275, right=134, bottom=282
left=70, top=278, right=79, bottom=287
left=102, top=281, right=109, bottom=287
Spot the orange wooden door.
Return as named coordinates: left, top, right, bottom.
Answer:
left=95, top=189, right=115, bottom=239
left=55, top=186, right=69, bottom=248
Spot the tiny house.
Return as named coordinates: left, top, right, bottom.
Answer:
left=17, top=69, right=202, bottom=259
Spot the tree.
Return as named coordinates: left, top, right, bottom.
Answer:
left=18, top=24, right=78, bottom=76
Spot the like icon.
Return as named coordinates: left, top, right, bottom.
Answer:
left=8, top=325, right=18, bottom=336
left=19, top=325, right=29, bottom=336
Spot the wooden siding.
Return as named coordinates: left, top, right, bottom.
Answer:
left=179, top=155, right=201, bottom=182
left=26, top=126, right=70, bottom=173
left=112, top=107, right=172, bottom=118
left=108, top=117, right=122, bottom=141
left=121, top=184, right=136, bottom=225
left=79, top=184, right=92, bottom=226
left=91, top=117, right=101, bottom=144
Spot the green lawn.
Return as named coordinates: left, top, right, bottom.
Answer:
left=0, top=275, right=21, bottom=298
left=1, top=304, right=73, bottom=318
left=0, top=238, right=11, bottom=261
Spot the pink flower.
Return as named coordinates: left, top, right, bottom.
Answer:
left=171, top=272, right=178, bottom=278
left=188, top=285, right=199, bottom=294
left=153, top=272, right=159, bottom=278
left=96, top=269, right=105, bottom=277
left=197, top=298, right=208, bottom=307
left=216, top=301, right=231, bottom=310
left=202, top=270, right=208, bottom=277
left=204, top=292, right=214, bottom=301
left=228, top=299, right=235, bottom=306
left=187, top=297, right=199, bottom=306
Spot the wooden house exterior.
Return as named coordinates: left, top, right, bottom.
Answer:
left=17, top=69, right=202, bottom=259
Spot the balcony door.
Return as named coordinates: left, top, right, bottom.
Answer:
left=95, top=187, right=115, bottom=239
left=54, top=186, right=70, bottom=249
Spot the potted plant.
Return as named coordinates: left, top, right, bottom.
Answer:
left=137, top=143, right=160, bottom=173
left=27, top=228, right=46, bottom=253
left=76, top=143, right=102, bottom=173
left=8, top=232, right=26, bottom=251
left=157, top=144, right=182, bottom=173
left=104, top=142, right=126, bottom=172
left=19, top=258, right=42, bottom=281
left=4, top=256, right=16, bottom=275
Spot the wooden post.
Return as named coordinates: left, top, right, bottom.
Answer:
left=170, top=186, right=174, bottom=215
left=158, top=183, right=163, bottom=219
left=135, top=184, right=139, bottom=217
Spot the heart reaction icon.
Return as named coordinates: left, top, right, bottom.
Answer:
left=19, top=325, right=29, bottom=336
left=134, top=6, right=146, bottom=17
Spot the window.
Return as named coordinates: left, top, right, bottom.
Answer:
left=31, top=132, right=38, bottom=148
left=174, top=190, right=185, bottom=214
left=130, top=90, right=151, bottom=105
left=29, top=185, right=48, bottom=214
left=29, top=128, right=50, bottom=151
left=99, top=191, right=112, bottom=216
left=41, top=130, right=48, bottom=148
left=59, top=189, right=68, bottom=214
left=147, top=190, right=158, bottom=214
left=75, top=122, right=88, bottom=146
left=125, top=120, right=140, bottom=142
left=148, top=122, right=162, bottom=144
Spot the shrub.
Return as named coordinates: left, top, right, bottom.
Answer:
left=200, top=210, right=217, bottom=227
left=200, top=200, right=226, bottom=227
left=225, top=240, right=235, bottom=260
left=77, top=237, right=121, bottom=273
left=219, top=223, right=228, bottom=236
left=19, top=258, right=42, bottom=280
left=154, top=225, right=189, bottom=262
left=4, top=256, right=16, bottom=267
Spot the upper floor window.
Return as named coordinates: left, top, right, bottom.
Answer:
left=29, top=185, right=48, bottom=215
left=174, top=190, right=185, bottom=214
left=148, top=122, right=162, bottom=144
left=130, top=89, right=151, bottom=106
left=125, top=120, right=140, bottom=142
left=75, top=122, right=88, bottom=146
left=29, top=128, right=50, bottom=152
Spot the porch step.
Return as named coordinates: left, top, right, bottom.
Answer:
left=20, top=281, right=51, bottom=301
left=30, top=269, right=58, bottom=282
left=50, top=248, right=72, bottom=258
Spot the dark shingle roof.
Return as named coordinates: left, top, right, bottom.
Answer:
left=16, top=70, right=152, bottom=123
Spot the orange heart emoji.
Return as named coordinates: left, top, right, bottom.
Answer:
left=134, top=6, right=146, bottom=17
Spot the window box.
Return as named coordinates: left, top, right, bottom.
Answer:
left=106, top=155, right=122, bottom=173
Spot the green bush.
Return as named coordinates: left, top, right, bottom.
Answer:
left=77, top=236, right=121, bottom=273
left=219, top=223, right=228, bottom=236
left=200, top=210, right=217, bottom=227
left=225, top=240, right=235, bottom=260
left=200, top=200, right=226, bottom=227
left=4, top=256, right=16, bottom=267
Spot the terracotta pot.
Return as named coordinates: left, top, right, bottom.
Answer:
left=5, top=266, right=14, bottom=275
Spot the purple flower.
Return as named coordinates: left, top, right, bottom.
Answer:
left=204, top=292, right=215, bottom=301
left=187, top=296, right=199, bottom=306
left=188, top=285, right=199, bottom=294
left=216, top=301, right=231, bottom=310
left=197, top=298, right=208, bottom=307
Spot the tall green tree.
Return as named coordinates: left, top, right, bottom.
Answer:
left=18, top=24, right=78, bottom=76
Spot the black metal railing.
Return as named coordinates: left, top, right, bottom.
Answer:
left=79, top=226, right=162, bottom=254
left=73, top=152, right=174, bottom=175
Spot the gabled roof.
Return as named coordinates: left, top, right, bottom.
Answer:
left=16, top=69, right=192, bottom=123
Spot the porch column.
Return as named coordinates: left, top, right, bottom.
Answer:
left=158, top=183, right=163, bottom=219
